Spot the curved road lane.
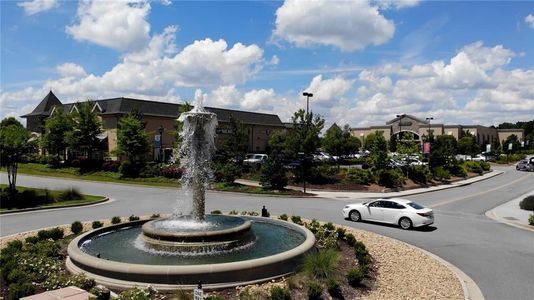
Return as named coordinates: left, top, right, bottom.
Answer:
left=1, top=166, right=533, bottom=300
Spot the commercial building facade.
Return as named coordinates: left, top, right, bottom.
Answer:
left=22, top=91, right=285, bottom=160
left=351, top=114, right=524, bottom=150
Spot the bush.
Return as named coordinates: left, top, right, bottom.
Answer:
left=345, top=233, right=356, bottom=247
left=205, top=295, right=225, bottom=300
left=529, top=214, right=534, bottom=226
left=377, top=168, right=405, bottom=187
left=269, top=285, right=291, bottom=300
left=37, top=227, right=64, bottom=241
left=211, top=210, right=222, bottom=215
left=278, top=213, right=289, bottom=221
left=335, top=227, right=346, bottom=240
left=519, top=196, right=534, bottom=211
left=463, top=161, right=483, bottom=175
left=101, top=160, right=121, bottom=172
left=116, top=287, right=154, bottom=300
left=347, top=268, right=365, bottom=286
left=214, top=162, right=242, bottom=183
left=119, top=160, right=144, bottom=178
left=129, top=214, right=140, bottom=221
left=260, top=155, right=288, bottom=190
left=71, top=221, right=83, bottom=234
left=303, top=248, right=340, bottom=280
left=139, top=162, right=163, bottom=178
left=161, top=164, right=183, bottom=178
left=8, top=282, right=35, bottom=299
left=111, top=216, right=122, bottom=224
left=151, top=213, right=160, bottom=218
left=307, top=280, right=323, bottom=300
left=408, top=165, right=433, bottom=184
left=57, top=188, right=83, bottom=201
left=229, top=210, right=238, bottom=215
left=345, top=168, right=374, bottom=185
left=291, top=215, right=303, bottom=225
left=433, top=166, right=451, bottom=181
left=327, top=278, right=343, bottom=299
left=92, top=221, right=103, bottom=229
left=354, top=241, right=371, bottom=267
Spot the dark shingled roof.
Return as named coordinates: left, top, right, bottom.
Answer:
left=21, top=91, right=62, bottom=117
left=386, top=114, right=428, bottom=125
left=204, top=107, right=283, bottom=126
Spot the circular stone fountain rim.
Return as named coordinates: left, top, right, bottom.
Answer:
left=67, top=217, right=315, bottom=274
left=142, top=217, right=252, bottom=238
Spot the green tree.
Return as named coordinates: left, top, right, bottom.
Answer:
left=220, top=115, right=249, bottom=162
left=322, top=123, right=360, bottom=167
left=429, top=135, right=457, bottom=169
left=503, top=134, right=521, bottom=153
left=66, top=101, right=103, bottom=159
left=364, top=131, right=388, bottom=170
left=41, top=107, right=73, bottom=161
left=285, top=109, right=325, bottom=157
left=457, top=131, right=479, bottom=156
left=0, top=117, right=23, bottom=128
left=267, top=131, right=288, bottom=156
left=0, top=120, right=35, bottom=190
left=397, top=132, right=420, bottom=158
left=260, top=154, right=288, bottom=190
left=116, top=113, right=150, bottom=177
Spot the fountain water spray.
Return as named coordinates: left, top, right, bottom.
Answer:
left=178, top=97, right=218, bottom=221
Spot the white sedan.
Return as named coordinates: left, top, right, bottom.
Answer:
left=342, top=198, right=434, bottom=230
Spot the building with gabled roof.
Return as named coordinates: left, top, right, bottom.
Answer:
left=22, top=92, right=284, bottom=160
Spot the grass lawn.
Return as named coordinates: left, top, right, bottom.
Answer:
left=213, top=182, right=310, bottom=196
left=15, top=163, right=180, bottom=188
left=0, top=184, right=107, bottom=213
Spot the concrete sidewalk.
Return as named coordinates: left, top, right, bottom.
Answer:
left=486, top=190, right=534, bottom=232
left=235, top=170, right=504, bottom=201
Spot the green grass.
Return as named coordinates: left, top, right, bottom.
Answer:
left=213, top=182, right=308, bottom=196
left=15, top=163, right=180, bottom=188
left=0, top=184, right=106, bottom=213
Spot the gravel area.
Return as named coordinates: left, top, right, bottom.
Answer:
left=1, top=217, right=464, bottom=300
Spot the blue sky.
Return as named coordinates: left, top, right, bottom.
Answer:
left=1, top=0, right=533, bottom=129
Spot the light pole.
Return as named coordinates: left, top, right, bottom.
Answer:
left=302, top=92, right=313, bottom=194
left=158, top=125, right=164, bottom=162
left=425, top=117, right=433, bottom=141
left=396, top=114, right=406, bottom=142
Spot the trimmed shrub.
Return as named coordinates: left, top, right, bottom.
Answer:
left=213, top=162, right=242, bottom=184
left=8, top=282, right=35, bottom=299
left=228, top=210, right=238, bottom=215
left=111, top=216, right=122, bottom=224
left=101, top=160, right=121, bottom=172
left=129, top=214, right=140, bottom=221
left=408, top=165, right=433, bottom=184
left=57, top=188, right=83, bottom=201
left=354, top=241, right=371, bottom=267
left=37, top=227, right=64, bottom=241
left=278, top=213, right=289, bottom=221
left=205, top=295, right=225, bottom=300
left=291, top=215, right=303, bottom=225
left=92, top=221, right=103, bottom=229
left=433, top=166, right=451, bottom=181
left=345, top=168, right=374, bottom=185
left=347, top=268, right=365, bottom=286
left=464, top=161, right=483, bottom=175
left=161, top=165, right=183, bottom=178
left=345, top=233, right=356, bottom=247
left=377, top=168, right=405, bottom=187
left=307, top=280, right=323, bottom=300
left=71, top=221, right=83, bottom=234
left=326, top=278, right=343, bottom=300
left=529, top=214, right=534, bottom=226
left=519, top=196, right=534, bottom=211
left=151, top=213, right=160, bottom=218
left=260, top=155, right=288, bottom=190
left=269, top=285, right=291, bottom=300
left=210, top=210, right=222, bottom=215
left=335, top=227, right=346, bottom=240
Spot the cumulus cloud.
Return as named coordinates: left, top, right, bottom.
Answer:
left=375, top=0, right=420, bottom=9
left=304, top=75, right=353, bottom=107
left=525, top=14, right=534, bottom=29
left=272, top=0, right=395, bottom=51
left=66, top=0, right=151, bottom=51
left=56, top=63, right=88, bottom=78
left=18, top=0, right=59, bottom=16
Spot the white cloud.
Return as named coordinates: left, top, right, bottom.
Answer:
left=525, top=14, right=534, bottom=29
left=269, top=55, right=280, bottom=65
left=56, top=63, right=88, bottom=78
left=273, top=0, right=395, bottom=51
left=66, top=0, right=151, bottom=51
left=161, top=0, right=172, bottom=6
left=18, top=0, right=59, bottom=16
left=305, top=75, right=353, bottom=107
left=375, top=0, right=420, bottom=9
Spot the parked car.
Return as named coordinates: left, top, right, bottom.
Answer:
left=342, top=198, right=434, bottom=230
left=467, top=154, right=487, bottom=162
left=243, top=154, right=268, bottom=166
left=516, top=160, right=529, bottom=170
left=313, top=151, right=337, bottom=162
left=406, top=157, right=427, bottom=166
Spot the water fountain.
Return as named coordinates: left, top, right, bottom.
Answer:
left=66, top=99, right=315, bottom=290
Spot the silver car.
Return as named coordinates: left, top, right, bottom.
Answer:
left=516, top=160, right=529, bottom=171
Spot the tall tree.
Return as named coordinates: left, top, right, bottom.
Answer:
left=41, top=107, right=73, bottom=161
left=429, top=135, right=458, bottom=169
left=364, top=131, right=388, bottom=170
left=285, top=109, right=325, bottom=158
left=0, top=117, right=23, bottom=128
left=397, top=132, right=420, bottom=158
left=0, top=120, right=35, bottom=190
left=457, top=134, right=479, bottom=156
left=220, top=115, right=249, bottom=162
left=66, top=101, right=102, bottom=159
left=322, top=124, right=360, bottom=165
left=116, top=113, right=150, bottom=163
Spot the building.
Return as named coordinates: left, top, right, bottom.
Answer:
left=351, top=114, right=524, bottom=150
left=22, top=91, right=284, bottom=160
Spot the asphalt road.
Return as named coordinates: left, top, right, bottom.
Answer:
left=1, top=166, right=533, bottom=300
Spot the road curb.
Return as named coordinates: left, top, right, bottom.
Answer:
left=0, top=197, right=112, bottom=216
left=485, top=190, right=534, bottom=233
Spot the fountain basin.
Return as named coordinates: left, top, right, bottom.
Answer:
left=66, top=216, right=315, bottom=290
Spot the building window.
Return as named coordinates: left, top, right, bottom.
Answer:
left=266, top=129, right=271, bottom=135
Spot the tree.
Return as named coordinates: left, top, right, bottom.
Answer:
left=457, top=135, right=479, bottom=156
left=0, top=120, right=35, bottom=190
left=364, top=131, right=388, bottom=170
left=322, top=124, right=360, bottom=166
left=285, top=109, right=325, bottom=157
left=396, top=132, right=420, bottom=158
left=429, top=135, right=457, bottom=169
left=116, top=113, right=150, bottom=177
left=66, top=101, right=102, bottom=159
left=260, top=154, right=288, bottom=190
left=0, top=117, right=23, bottom=128
left=41, top=107, right=73, bottom=161
left=219, top=115, right=249, bottom=162
left=503, top=134, right=521, bottom=153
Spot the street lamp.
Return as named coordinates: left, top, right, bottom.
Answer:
left=158, top=125, right=164, bottom=162
left=425, top=117, right=434, bottom=141
left=301, top=92, right=313, bottom=194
